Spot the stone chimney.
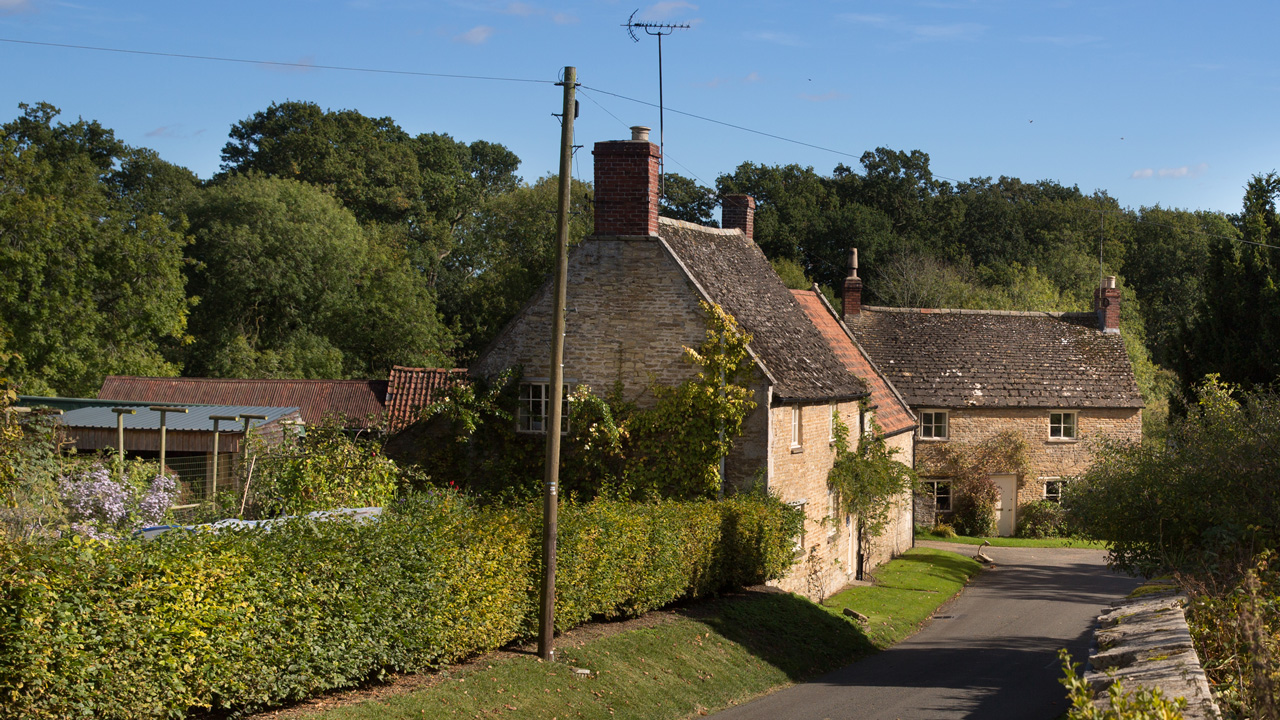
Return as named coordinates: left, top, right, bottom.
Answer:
left=592, top=125, right=661, bottom=237
left=722, top=194, right=756, bottom=240
left=843, top=248, right=863, bottom=320
left=1094, top=275, right=1121, bottom=334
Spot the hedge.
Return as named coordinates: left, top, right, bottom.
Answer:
left=0, top=492, right=801, bottom=719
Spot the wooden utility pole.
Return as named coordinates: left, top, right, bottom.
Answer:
left=539, top=65, right=577, bottom=662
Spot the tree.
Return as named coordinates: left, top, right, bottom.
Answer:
left=436, top=175, right=593, bottom=361
left=1181, top=173, right=1280, bottom=389
left=219, top=101, right=521, bottom=269
left=0, top=103, right=193, bottom=396
left=660, top=173, right=718, bottom=226
left=182, top=174, right=452, bottom=379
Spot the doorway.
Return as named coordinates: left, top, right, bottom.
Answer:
left=992, top=474, right=1018, bottom=536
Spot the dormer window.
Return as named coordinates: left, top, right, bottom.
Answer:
left=919, top=410, right=948, bottom=440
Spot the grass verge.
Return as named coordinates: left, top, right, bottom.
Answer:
left=296, top=548, right=980, bottom=720
left=915, top=530, right=1107, bottom=549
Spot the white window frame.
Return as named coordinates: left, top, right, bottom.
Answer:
left=517, top=382, right=570, bottom=434
left=919, top=410, right=949, bottom=440
left=924, top=480, right=952, bottom=513
left=1043, top=477, right=1066, bottom=503
left=1049, top=411, right=1077, bottom=440
left=790, top=405, right=803, bottom=450
left=828, top=402, right=837, bottom=444
left=827, top=485, right=839, bottom=538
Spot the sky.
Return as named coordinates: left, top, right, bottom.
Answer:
left=2, top=0, right=1278, bottom=215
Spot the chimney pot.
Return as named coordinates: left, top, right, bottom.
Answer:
left=1094, top=277, right=1121, bottom=334
left=630, top=125, right=651, bottom=142
left=843, top=247, right=863, bottom=321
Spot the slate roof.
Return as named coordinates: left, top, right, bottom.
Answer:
left=659, top=218, right=868, bottom=402
left=790, top=290, right=917, bottom=436
left=385, top=366, right=467, bottom=432
left=845, top=307, right=1143, bottom=409
left=99, top=376, right=389, bottom=427
left=58, top=404, right=300, bottom=432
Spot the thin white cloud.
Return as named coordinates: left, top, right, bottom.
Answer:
left=840, top=14, right=986, bottom=42
left=641, top=1, right=696, bottom=21
left=455, top=25, right=494, bottom=44
left=1131, top=164, right=1208, bottom=180
left=744, top=71, right=761, bottom=83
left=0, top=0, right=33, bottom=13
left=746, top=31, right=804, bottom=47
left=800, top=91, right=848, bottom=103
left=503, top=1, right=537, bottom=16
left=1020, top=34, right=1102, bottom=47
left=910, top=22, right=985, bottom=40
left=552, top=11, right=577, bottom=24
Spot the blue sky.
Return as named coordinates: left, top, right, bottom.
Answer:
left=3, top=0, right=1277, bottom=214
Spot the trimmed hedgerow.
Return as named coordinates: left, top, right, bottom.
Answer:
left=0, top=492, right=800, bottom=719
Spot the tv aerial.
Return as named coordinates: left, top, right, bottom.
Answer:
left=623, top=9, right=690, bottom=199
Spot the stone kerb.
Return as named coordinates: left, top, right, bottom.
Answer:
left=1086, top=590, right=1221, bottom=719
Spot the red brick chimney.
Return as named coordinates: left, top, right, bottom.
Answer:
left=843, top=248, right=862, bottom=320
left=1094, top=275, right=1121, bottom=334
left=592, top=125, right=661, bottom=237
left=722, top=194, right=755, bottom=240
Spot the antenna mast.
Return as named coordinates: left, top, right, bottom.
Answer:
left=623, top=9, right=689, bottom=200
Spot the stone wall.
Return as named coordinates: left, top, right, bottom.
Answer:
left=472, top=237, right=708, bottom=403
left=768, top=403, right=915, bottom=600
left=917, top=405, right=1142, bottom=510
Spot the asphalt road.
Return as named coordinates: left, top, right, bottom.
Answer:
left=712, top=541, right=1141, bottom=720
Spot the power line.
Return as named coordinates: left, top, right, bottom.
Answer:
left=0, top=37, right=555, bottom=85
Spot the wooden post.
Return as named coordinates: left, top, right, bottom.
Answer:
left=539, top=65, right=576, bottom=663
left=150, top=406, right=189, bottom=478
left=209, top=414, right=239, bottom=501
left=110, top=407, right=136, bottom=477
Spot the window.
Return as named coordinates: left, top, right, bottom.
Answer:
left=789, top=500, right=807, bottom=555
left=1044, top=478, right=1066, bottom=503
left=517, top=382, right=569, bottom=433
left=791, top=405, right=803, bottom=449
left=924, top=480, right=952, bottom=512
left=827, top=486, right=839, bottom=538
left=1049, top=411, right=1077, bottom=440
left=828, top=402, right=837, bottom=444
left=920, top=410, right=948, bottom=440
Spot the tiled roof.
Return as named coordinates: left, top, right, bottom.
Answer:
left=790, top=290, right=916, bottom=436
left=659, top=218, right=868, bottom=402
left=99, top=376, right=389, bottom=427
left=385, top=366, right=467, bottom=432
left=845, top=307, right=1143, bottom=409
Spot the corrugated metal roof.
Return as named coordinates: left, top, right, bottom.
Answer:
left=58, top=404, right=301, bottom=432
left=99, top=376, right=388, bottom=427
left=384, top=366, right=467, bottom=432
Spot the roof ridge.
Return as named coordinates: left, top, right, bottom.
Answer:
left=106, top=375, right=382, bottom=385
left=861, top=306, right=1095, bottom=319
left=658, top=216, right=744, bottom=236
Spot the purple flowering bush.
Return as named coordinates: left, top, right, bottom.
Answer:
left=58, top=459, right=179, bottom=539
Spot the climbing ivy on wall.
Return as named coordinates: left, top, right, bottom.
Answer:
left=919, top=430, right=1031, bottom=536
left=407, top=302, right=757, bottom=501
left=826, top=408, right=917, bottom=565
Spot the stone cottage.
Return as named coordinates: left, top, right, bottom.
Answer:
left=842, top=255, right=1144, bottom=536
left=471, top=127, right=914, bottom=599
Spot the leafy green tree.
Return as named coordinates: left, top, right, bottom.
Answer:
left=219, top=100, right=521, bottom=269
left=183, top=174, right=452, bottom=379
left=436, top=174, right=594, bottom=361
left=0, top=103, right=193, bottom=396
left=1181, top=173, right=1280, bottom=388
left=660, top=172, right=718, bottom=226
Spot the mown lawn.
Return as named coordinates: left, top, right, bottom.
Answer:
left=300, top=548, right=981, bottom=720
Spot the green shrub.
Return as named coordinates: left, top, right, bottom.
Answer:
left=1059, top=649, right=1188, bottom=719
left=931, top=522, right=957, bottom=539
left=1016, top=500, right=1068, bottom=539
left=0, top=492, right=800, bottom=719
